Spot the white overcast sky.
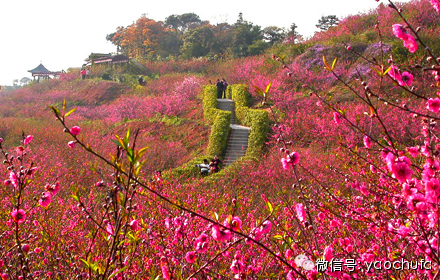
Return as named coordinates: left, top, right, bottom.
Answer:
left=0, top=0, right=411, bottom=86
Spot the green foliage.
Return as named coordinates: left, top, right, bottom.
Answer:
left=206, top=110, right=231, bottom=157
left=316, top=15, right=340, bottom=31
left=230, top=84, right=251, bottom=108
left=202, top=85, right=231, bottom=156
left=202, top=85, right=219, bottom=124
left=230, top=84, right=269, bottom=159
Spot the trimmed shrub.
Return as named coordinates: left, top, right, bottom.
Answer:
left=206, top=110, right=231, bottom=157
left=231, top=84, right=269, bottom=159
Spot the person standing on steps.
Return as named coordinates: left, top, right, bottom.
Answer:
left=216, top=79, right=224, bottom=99
left=222, top=78, right=228, bottom=99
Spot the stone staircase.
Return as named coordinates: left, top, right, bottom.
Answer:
left=217, top=99, right=250, bottom=166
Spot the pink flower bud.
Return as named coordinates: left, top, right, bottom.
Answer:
left=22, top=244, right=30, bottom=253
left=67, top=141, right=76, bottom=148
left=70, top=126, right=81, bottom=136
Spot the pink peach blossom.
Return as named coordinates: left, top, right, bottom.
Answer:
left=427, top=97, right=440, bottom=113
left=70, top=126, right=81, bottom=136
left=431, top=0, right=440, bottom=11
left=23, top=135, right=33, bottom=145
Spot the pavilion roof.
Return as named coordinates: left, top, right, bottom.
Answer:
left=28, top=63, right=52, bottom=74
left=28, top=63, right=61, bottom=76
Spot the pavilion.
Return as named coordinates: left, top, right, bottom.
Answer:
left=28, top=63, right=63, bottom=81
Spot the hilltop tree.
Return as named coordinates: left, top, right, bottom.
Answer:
left=20, top=77, right=31, bottom=86
left=165, top=13, right=202, bottom=32
left=316, top=15, right=340, bottom=31
left=263, top=26, right=286, bottom=45
left=231, top=13, right=264, bottom=57
left=180, top=25, right=215, bottom=58
left=107, top=16, right=167, bottom=58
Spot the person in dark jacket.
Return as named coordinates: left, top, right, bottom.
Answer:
left=222, top=78, right=228, bottom=98
left=216, top=79, right=224, bottom=99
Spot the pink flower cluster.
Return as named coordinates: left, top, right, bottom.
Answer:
left=388, top=65, right=414, bottom=86
left=392, top=24, right=418, bottom=53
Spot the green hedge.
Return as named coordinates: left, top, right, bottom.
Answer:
left=206, top=110, right=231, bottom=157
left=202, top=85, right=219, bottom=124
left=230, top=84, right=269, bottom=159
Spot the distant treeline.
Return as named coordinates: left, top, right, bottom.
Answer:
left=106, top=13, right=301, bottom=60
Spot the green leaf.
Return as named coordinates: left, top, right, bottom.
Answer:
left=114, top=135, right=125, bottom=148
left=124, top=129, right=130, bottom=148
left=331, top=57, right=338, bottom=70
left=383, top=66, right=392, bottom=76
left=252, top=85, right=264, bottom=96
left=108, top=266, right=128, bottom=279
left=80, top=259, right=90, bottom=268
left=137, top=146, right=149, bottom=159
left=266, top=201, right=273, bottom=213
left=322, top=55, right=331, bottom=70
left=265, top=81, right=272, bottom=94
left=64, top=108, right=77, bottom=118
left=273, top=235, right=284, bottom=240
left=48, top=106, right=61, bottom=116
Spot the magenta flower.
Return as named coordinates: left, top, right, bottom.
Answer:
left=161, top=265, right=170, bottom=280
left=296, top=203, right=307, bottom=222
left=185, top=251, right=196, bottom=263
left=392, top=24, right=418, bottom=53
left=70, top=126, right=81, bottom=136
left=38, top=192, right=52, bottom=208
left=427, top=97, right=440, bottom=113
left=281, top=152, right=299, bottom=170
left=23, top=135, right=33, bottom=145
left=224, top=216, right=242, bottom=231
left=130, top=219, right=140, bottom=231
left=230, top=259, right=245, bottom=274
left=11, top=209, right=26, bottom=224
left=323, top=245, right=334, bottom=261
left=195, top=233, right=209, bottom=252
left=106, top=223, right=115, bottom=236
left=9, top=171, right=18, bottom=188
left=211, top=224, right=231, bottom=242
left=333, top=112, right=341, bottom=125
left=67, top=141, right=76, bottom=148
left=392, top=24, right=407, bottom=40
left=392, top=156, right=413, bottom=183
left=401, top=72, right=414, bottom=86
left=397, top=225, right=410, bottom=237
left=407, top=146, right=419, bottom=158
left=431, top=0, right=440, bottom=12
left=45, top=182, right=60, bottom=196
left=288, top=152, right=299, bottom=164
left=260, top=220, right=272, bottom=234
left=363, top=135, right=372, bottom=149
left=281, top=158, right=290, bottom=170
left=388, top=66, right=413, bottom=86
left=403, top=35, right=418, bottom=53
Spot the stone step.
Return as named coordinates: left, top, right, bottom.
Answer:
left=229, top=134, right=249, bottom=138
left=229, top=132, right=249, bottom=136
